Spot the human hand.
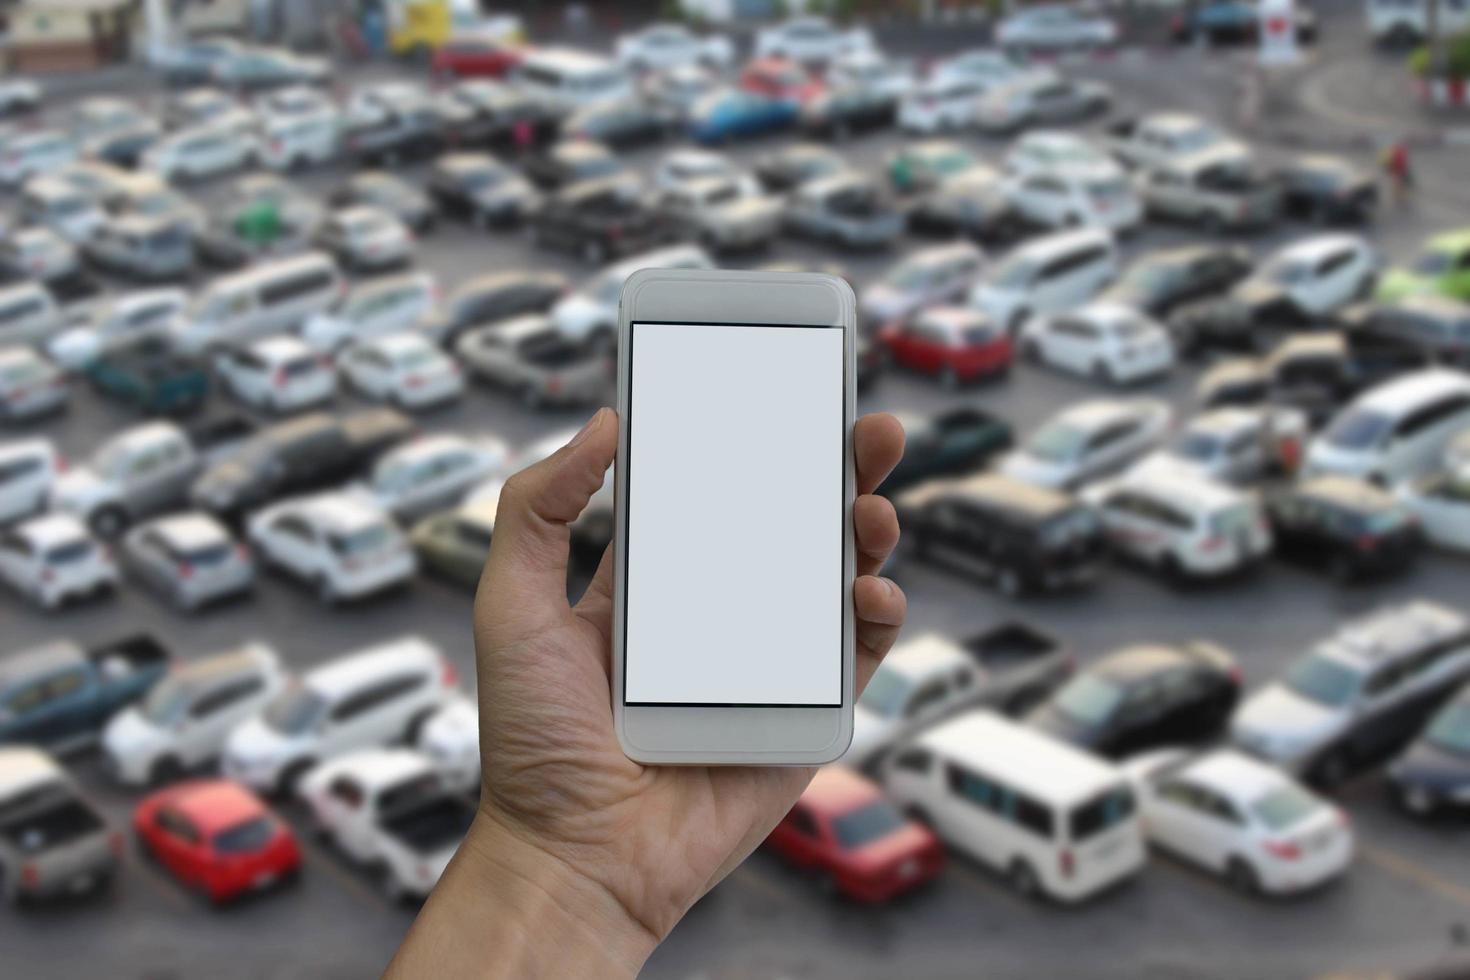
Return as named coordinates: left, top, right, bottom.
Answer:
left=387, top=407, right=906, bottom=978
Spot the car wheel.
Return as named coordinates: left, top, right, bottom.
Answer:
left=1226, top=857, right=1260, bottom=895
left=148, top=756, right=185, bottom=788
left=1008, top=860, right=1042, bottom=899
left=996, top=567, right=1024, bottom=598
left=90, top=506, right=127, bottom=540
left=276, top=758, right=317, bottom=798
left=1313, top=747, right=1353, bottom=788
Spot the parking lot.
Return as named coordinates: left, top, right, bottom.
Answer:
left=5, top=3, right=1470, bottom=978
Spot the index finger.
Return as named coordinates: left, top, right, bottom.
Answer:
left=855, top=413, right=905, bottom=496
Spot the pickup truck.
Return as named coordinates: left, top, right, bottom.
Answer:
left=844, top=622, right=1073, bottom=771
left=0, top=748, right=118, bottom=904
left=85, top=335, right=209, bottom=415
left=0, top=635, right=172, bottom=752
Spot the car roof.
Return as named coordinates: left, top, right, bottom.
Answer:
left=304, top=637, right=441, bottom=698
left=1318, top=601, right=1468, bottom=670
left=246, top=335, right=315, bottom=361
left=293, top=492, right=392, bottom=534
left=0, top=747, right=65, bottom=797
left=1094, top=644, right=1195, bottom=682
left=438, top=152, right=503, bottom=175
left=161, top=779, right=267, bottom=834
left=1116, top=467, right=1245, bottom=510
left=1057, top=398, right=1155, bottom=433
left=900, top=241, right=982, bottom=268
left=146, top=512, right=232, bottom=549
left=164, top=643, right=277, bottom=687
left=317, top=748, right=435, bottom=793
left=484, top=314, right=554, bottom=342
left=1012, top=226, right=1113, bottom=262
left=371, top=332, right=438, bottom=357
left=108, top=421, right=187, bottom=453
left=17, top=512, right=90, bottom=549
left=1392, top=293, right=1470, bottom=319
left=884, top=633, right=969, bottom=679
left=897, top=471, right=1074, bottom=521
left=384, top=433, right=473, bottom=466
left=917, top=711, right=1124, bottom=805
left=1187, top=407, right=1261, bottom=438
left=0, top=642, right=85, bottom=689
left=1277, top=233, right=1366, bottom=263
left=0, top=437, right=54, bottom=463
left=1270, top=331, right=1344, bottom=362
left=1296, top=474, right=1395, bottom=512
left=0, top=346, right=46, bottom=367
left=1351, top=368, right=1470, bottom=412
left=1143, top=112, right=1210, bottom=134
left=916, top=305, right=989, bottom=334
left=1180, top=749, right=1293, bottom=801
left=800, top=765, right=883, bottom=814
left=23, top=176, right=86, bottom=201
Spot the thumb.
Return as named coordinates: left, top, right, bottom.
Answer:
left=478, top=408, right=617, bottom=645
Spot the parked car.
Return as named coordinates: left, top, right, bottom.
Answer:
left=214, top=336, right=335, bottom=413
left=767, top=765, right=944, bottom=901
left=0, top=130, right=75, bottom=187
left=1232, top=601, right=1470, bottom=785
left=878, top=408, right=1014, bottom=495
left=338, top=333, right=464, bottom=410
left=49, top=421, right=199, bottom=537
left=895, top=472, right=1105, bottom=596
left=1304, top=369, right=1470, bottom=483
left=1006, top=165, right=1142, bottom=235
left=17, top=176, right=106, bottom=244
left=1028, top=642, right=1241, bottom=756
left=564, top=99, right=674, bottom=149
left=975, top=75, right=1111, bottom=135
left=1386, top=681, right=1470, bottom=815
left=657, top=177, right=783, bottom=252
left=342, top=105, right=444, bottom=168
left=896, top=77, right=984, bottom=135
left=618, top=23, right=733, bottom=72
left=0, top=79, right=42, bottom=116
left=427, top=153, right=539, bottom=229
left=1378, top=228, right=1470, bottom=303
left=84, top=336, right=208, bottom=416
left=996, top=6, right=1118, bottom=52
left=411, top=498, right=498, bottom=589
left=298, top=748, right=474, bottom=901
left=0, top=748, right=117, bottom=904
left=1005, top=130, right=1117, bottom=178
left=1277, top=154, right=1378, bottom=225
left=314, top=206, right=415, bottom=273
left=687, top=88, right=798, bottom=144
left=1020, top=303, right=1174, bottom=384
left=1340, top=294, right=1470, bottom=367
left=0, top=439, right=60, bottom=525
left=455, top=316, right=610, bottom=409
left=549, top=244, right=710, bottom=350
left=800, top=84, right=897, bottom=139
left=302, top=272, right=439, bottom=354
left=877, top=306, right=1012, bottom=386
left=1124, top=748, right=1351, bottom=895
left=1266, top=476, right=1421, bottom=581
left=753, top=142, right=847, bottom=191
left=754, top=17, right=873, bottom=64
left=862, top=242, right=987, bottom=325
left=906, top=167, right=1019, bottom=242
left=432, top=33, right=525, bottom=78
left=882, top=711, right=1144, bottom=902
left=886, top=140, right=981, bottom=194
left=1140, top=406, right=1306, bottom=485
left=1397, top=465, right=1470, bottom=553
left=414, top=695, right=481, bottom=792
left=0, top=634, right=171, bottom=750
left=1106, top=113, right=1243, bottom=172
left=522, top=139, right=626, bottom=191
left=255, top=106, right=339, bottom=173
left=356, top=434, right=509, bottom=522
left=433, top=270, right=571, bottom=350
left=848, top=624, right=1072, bottom=771
left=330, top=171, right=436, bottom=232
left=142, top=124, right=257, bottom=182
left=529, top=178, right=672, bottom=266
left=1171, top=0, right=1317, bottom=45
left=1101, top=244, right=1254, bottom=318
left=969, top=228, right=1119, bottom=334
left=211, top=46, right=329, bottom=90
left=0, top=347, right=67, bottom=421
left=174, top=253, right=344, bottom=356
left=784, top=172, right=904, bottom=249
left=0, top=512, right=116, bottom=610
left=119, top=512, right=255, bottom=612
left=1137, top=147, right=1281, bottom=232
left=246, top=492, right=416, bottom=605
left=930, top=47, right=1039, bottom=90
left=1000, top=399, right=1173, bottom=491
left=221, top=637, right=456, bottom=794
left=0, top=282, right=64, bottom=348
left=83, top=214, right=194, bottom=282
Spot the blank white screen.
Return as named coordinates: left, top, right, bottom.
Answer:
left=624, top=321, right=844, bottom=706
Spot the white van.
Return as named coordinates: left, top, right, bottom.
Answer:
left=884, top=711, right=1146, bottom=902
left=221, top=636, right=457, bottom=795
left=511, top=47, right=634, bottom=115
left=969, top=227, right=1118, bottom=334
left=1306, top=369, right=1470, bottom=485
left=1367, top=0, right=1470, bottom=44
left=173, top=252, right=344, bottom=355
left=0, top=282, right=65, bottom=347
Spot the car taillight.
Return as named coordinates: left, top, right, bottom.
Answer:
left=177, top=560, right=194, bottom=578
left=1263, top=839, right=1301, bottom=861
left=55, top=455, right=69, bottom=473
left=236, top=543, right=251, bottom=562
left=1356, top=534, right=1378, bottom=552
left=548, top=376, right=562, bottom=394
left=1228, top=665, right=1243, bottom=685
left=1059, top=849, right=1075, bottom=879
left=405, top=374, right=424, bottom=388
left=442, top=659, right=459, bottom=687
left=273, top=368, right=288, bottom=387
left=20, top=863, right=39, bottom=888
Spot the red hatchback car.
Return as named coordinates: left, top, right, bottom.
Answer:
left=878, top=305, right=1013, bottom=386
left=766, top=766, right=944, bottom=902
left=739, top=57, right=825, bottom=106
left=134, top=780, right=301, bottom=905
left=432, top=35, right=525, bottom=79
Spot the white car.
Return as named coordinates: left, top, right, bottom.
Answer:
left=338, top=333, right=463, bottom=410
left=300, top=272, right=439, bottom=355
left=0, top=282, right=65, bottom=348
left=17, top=175, right=107, bottom=243
left=995, top=6, right=1118, bottom=50
left=897, top=77, right=983, bottom=134
left=247, top=492, right=417, bottom=604
left=827, top=50, right=916, bottom=99
left=0, top=130, right=75, bottom=186
left=0, top=79, right=42, bottom=115
left=1124, top=749, right=1353, bottom=896
left=358, top=434, right=510, bottom=522
left=1249, top=234, right=1378, bottom=320
left=976, top=76, right=1111, bottom=135
left=414, top=695, right=481, bottom=793
left=617, top=23, right=734, bottom=71
left=1, top=227, right=79, bottom=283
left=315, top=206, right=415, bottom=273
left=754, top=17, right=873, bottom=63
left=1005, top=130, right=1117, bottom=178
left=101, top=643, right=286, bottom=786
left=142, top=124, right=258, bottom=182
left=298, top=748, right=474, bottom=900
left=1305, top=369, right=1470, bottom=484
left=930, top=48, right=1035, bottom=91
left=969, top=227, right=1119, bottom=333
left=860, top=242, right=987, bottom=325
left=253, top=84, right=335, bottom=119
left=1006, top=165, right=1142, bottom=234
left=222, top=636, right=456, bottom=794
left=1397, top=465, right=1470, bottom=552
left=46, top=289, right=187, bottom=372
left=550, top=244, right=712, bottom=349
left=1139, top=407, right=1307, bottom=485
left=0, top=438, right=60, bottom=525
left=120, top=511, right=255, bottom=611
left=1082, top=468, right=1272, bottom=579
left=0, top=512, right=117, bottom=610
left=49, top=421, right=199, bottom=538
left=0, top=346, right=67, bottom=420
left=1020, top=302, right=1173, bottom=384
left=256, top=106, right=340, bottom=171
left=165, top=87, right=245, bottom=130
left=216, top=336, right=335, bottom=413
left=1106, top=112, right=1243, bottom=172
left=652, top=148, right=757, bottom=195
left=1000, top=398, right=1173, bottom=490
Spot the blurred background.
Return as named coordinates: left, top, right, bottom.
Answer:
left=3, top=0, right=1470, bottom=977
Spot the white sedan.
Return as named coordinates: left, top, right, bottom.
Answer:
left=142, top=123, right=258, bottom=182
left=215, top=335, right=336, bottom=412
left=1000, top=398, right=1173, bottom=490
left=0, top=346, right=67, bottom=420
left=616, top=23, right=734, bottom=72
left=754, top=16, right=873, bottom=63
left=338, top=333, right=464, bottom=410
left=995, top=7, right=1118, bottom=52
left=300, top=272, right=438, bottom=355
left=1124, top=748, right=1353, bottom=896
left=0, top=512, right=117, bottom=610
left=247, top=492, right=416, bottom=604
left=358, top=433, right=510, bottom=522
left=1020, top=302, right=1174, bottom=384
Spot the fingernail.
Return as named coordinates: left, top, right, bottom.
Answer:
left=568, top=408, right=606, bottom=448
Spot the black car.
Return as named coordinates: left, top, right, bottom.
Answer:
left=753, top=142, right=847, bottom=191
left=1267, top=476, right=1422, bottom=581
left=528, top=178, right=674, bottom=266
left=1262, top=331, right=1432, bottom=427
left=441, top=83, right=560, bottom=153
left=189, top=408, right=416, bottom=519
left=895, top=472, right=1105, bottom=597
left=343, top=107, right=445, bottom=166
left=878, top=408, right=1014, bottom=495
left=1387, top=682, right=1470, bottom=816
left=426, top=152, right=540, bottom=228
left=561, top=100, right=672, bottom=150
left=1026, top=642, right=1241, bottom=758
left=1196, top=357, right=1270, bottom=410
left=432, top=269, right=570, bottom=348
left=329, top=171, right=436, bottom=233
left=799, top=85, right=896, bottom=139
left=905, top=168, right=1019, bottom=243
left=89, top=124, right=163, bottom=169
left=1101, top=244, right=1254, bottom=319
left=1340, top=294, right=1470, bottom=368
left=522, top=139, right=625, bottom=191
left=1277, top=155, right=1378, bottom=225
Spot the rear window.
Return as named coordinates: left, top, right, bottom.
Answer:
left=378, top=773, right=443, bottom=816
left=1283, top=654, right=1362, bottom=708
left=330, top=524, right=394, bottom=556
left=214, top=816, right=276, bottom=854
left=45, top=540, right=95, bottom=564
left=1324, top=409, right=1393, bottom=450
left=831, top=799, right=906, bottom=850
left=1068, top=786, right=1135, bottom=842
left=182, top=542, right=235, bottom=567
left=1250, top=785, right=1322, bottom=832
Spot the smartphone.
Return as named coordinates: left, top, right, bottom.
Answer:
left=612, top=268, right=857, bottom=765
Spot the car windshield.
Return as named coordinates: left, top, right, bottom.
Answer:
left=139, top=676, right=193, bottom=727
left=1027, top=421, right=1086, bottom=462
left=1283, top=654, right=1362, bottom=708
left=214, top=816, right=276, bottom=854
left=1, top=360, right=49, bottom=385
left=46, top=540, right=95, bottom=564
left=990, top=255, right=1033, bottom=289
left=1039, top=507, right=1098, bottom=549
left=831, top=799, right=907, bottom=850
left=1411, top=249, right=1453, bottom=277
left=857, top=666, right=911, bottom=719
left=262, top=683, right=325, bottom=735
left=1250, top=784, right=1322, bottom=832
left=1262, top=259, right=1309, bottom=286
left=1173, top=431, right=1222, bottom=461
left=184, top=541, right=235, bottom=566
left=1172, top=126, right=1221, bottom=154
left=1053, top=673, right=1124, bottom=727
left=330, top=523, right=394, bottom=556
left=1425, top=701, right=1470, bottom=755
left=1324, top=409, right=1393, bottom=450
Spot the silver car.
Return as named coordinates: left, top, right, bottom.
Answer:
left=783, top=172, right=905, bottom=249
left=120, top=511, right=255, bottom=611
left=455, top=315, right=611, bottom=409
left=0, top=346, right=67, bottom=420
left=0, top=748, right=117, bottom=904
left=84, top=214, right=194, bottom=281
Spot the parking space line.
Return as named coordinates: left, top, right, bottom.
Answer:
left=1361, top=845, right=1470, bottom=911
left=123, top=855, right=200, bottom=916
left=293, top=836, right=390, bottom=909
left=942, top=863, right=1033, bottom=913
left=728, top=864, right=805, bottom=911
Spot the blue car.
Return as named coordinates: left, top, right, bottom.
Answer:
left=1171, top=0, right=1316, bottom=45
left=688, top=90, right=798, bottom=145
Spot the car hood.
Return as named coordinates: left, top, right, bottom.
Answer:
left=225, top=717, right=302, bottom=765
left=552, top=293, right=609, bottom=334
left=51, top=467, right=109, bottom=510
left=102, top=707, right=169, bottom=758
left=1233, top=683, right=1343, bottom=745
left=1390, top=739, right=1470, bottom=790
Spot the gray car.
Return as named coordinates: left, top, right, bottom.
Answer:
left=455, top=315, right=612, bottom=409
left=783, top=171, right=904, bottom=249
left=84, top=214, right=194, bottom=281
left=120, top=511, right=255, bottom=612
left=0, top=748, right=117, bottom=904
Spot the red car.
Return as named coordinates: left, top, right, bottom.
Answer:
left=738, top=56, right=825, bottom=106
left=766, top=766, right=944, bottom=902
left=432, top=35, right=525, bottom=79
left=134, top=780, right=301, bottom=905
left=878, top=305, right=1013, bottom=385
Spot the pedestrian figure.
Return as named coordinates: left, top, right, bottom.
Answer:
left=1382, top=138, right=1414, bottom=207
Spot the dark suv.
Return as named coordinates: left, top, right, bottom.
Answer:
left=529, top=179, right=674, bottom=266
